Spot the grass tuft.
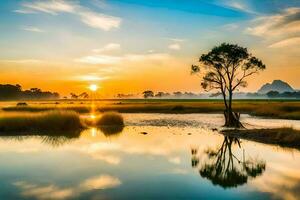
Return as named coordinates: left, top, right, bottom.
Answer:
left=96, top=112, right=124, bottom=126
left=95, top=112, right=124, bottom=136
left=0, top=110, right=83, bottom=133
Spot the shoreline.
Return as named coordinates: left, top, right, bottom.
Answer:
left=221, top=128, right=300, bottom=150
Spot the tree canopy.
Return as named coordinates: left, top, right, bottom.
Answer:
left=191, top=43, right=265, bottom=95
left=191, top=43, right=266, bottom=127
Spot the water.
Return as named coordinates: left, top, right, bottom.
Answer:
left=0, top=114, right=299, bottom=200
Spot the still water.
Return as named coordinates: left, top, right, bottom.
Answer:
left=0, top=114, right=299, bottom=200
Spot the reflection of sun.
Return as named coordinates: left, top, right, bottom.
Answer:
left=89, top=84, right=98, bottom=91
left=91, top=128, right=97, bottom=137
left=90, top=114, right=96, bottom=119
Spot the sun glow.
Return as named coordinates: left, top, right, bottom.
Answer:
left=89, top=84, right=98, bottom=91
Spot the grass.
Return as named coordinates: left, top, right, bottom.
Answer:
left=2, top=105, right=90, bottom=113
left=0, top=110, right=84, bottom=133
left=96, top=112, right=124, bottom=136
left=96, top=112, right=124, bottom=126
left=2, top=99, right=300, bottom=120
left=222, top=128, right=300, bottom=150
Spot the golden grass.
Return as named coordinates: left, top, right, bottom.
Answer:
left=2, top=100, right=300, bottom=120
left=96, top=112, right=124, bottom=126
left=2, top=104, right=90, bottom=113
left=0, top=110, right=83, bottom=133
left=95, top=112, right=124, bottom=136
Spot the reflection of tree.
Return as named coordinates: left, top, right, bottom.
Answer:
left=191, top=136, right=266, bottom=189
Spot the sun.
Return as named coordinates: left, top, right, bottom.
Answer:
left=89, top=84, right=98, bottom=91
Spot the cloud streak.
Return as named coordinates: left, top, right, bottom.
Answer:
left=168, top=43, right=181, bottom=50
left=246, top=7, right=300, bottom=37
left=77, top=53, right=171, bottom=65
left=93, top=43, right=121, bottom=53
left=76, top=55, right=122, bottom=65
left=22, top=0, right=75, bottom=14
left=17, top=0, right=121, bottom=31
left=269, top=37, right=300, bottom=48
left=22, top=26, right=45, bottom=33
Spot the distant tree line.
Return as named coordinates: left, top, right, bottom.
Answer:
left=141, top=90, right=202, bottom=99
left=266, top=91, right=300, bottom=98
left=69, top=92, right=89, bottom=99
left=138, top=90, right=300, bottom=99
left=0, top=84, right=59, bottom=100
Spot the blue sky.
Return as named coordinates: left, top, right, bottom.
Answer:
left=0, top=0, right=300, bottom=95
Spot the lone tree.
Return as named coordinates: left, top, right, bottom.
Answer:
left=191, top=43, right=266, bottom=127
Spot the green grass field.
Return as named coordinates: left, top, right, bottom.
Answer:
left=1, top=99, right=300, bottom=120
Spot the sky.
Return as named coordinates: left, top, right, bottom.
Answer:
left=0, top=0, right=300, bottom=97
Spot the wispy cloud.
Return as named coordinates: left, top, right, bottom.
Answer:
left=168, top=43, right=181, bottom=50
left=76, top=55, right=122, bottom=65
left=93, top=43, right=121, bottom=53
left=167, top=38, right=186, bottom=42
left=269, top=37, right=300, bottom=48
left=220, top=0, right=256, bottom=14
left=79, top=11, right=121, bottom=31
left=22, top=0, right=75, bottom=14
left=17, top=0, right=121, bottom=31
left=22, top=26, right=45, bottom=33
left=246, top=7, right=300, bottom=37
left=76, top=53, right=171, bottom=65
left=14, top=9, right=36, bottom=14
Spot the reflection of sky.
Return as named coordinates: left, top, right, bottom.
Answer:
left=0, top=115, right=299, bottom=199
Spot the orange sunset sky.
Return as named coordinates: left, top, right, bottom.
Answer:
left=1, top=0, right=300, bottom=96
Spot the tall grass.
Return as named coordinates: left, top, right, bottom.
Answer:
left=0, top=110, right=83, bottom=133
left=95, top=112, right=124, bottom=136
left=2, top=105, right=90, bottom=113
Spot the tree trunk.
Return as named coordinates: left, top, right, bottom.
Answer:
left=224, top=110, right=243, bottom=128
